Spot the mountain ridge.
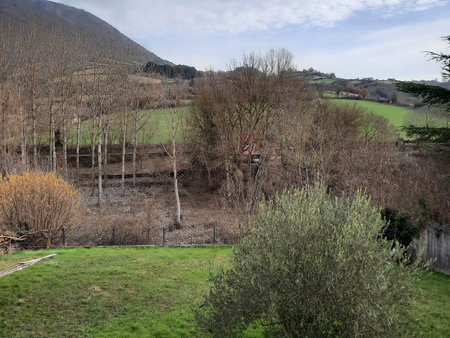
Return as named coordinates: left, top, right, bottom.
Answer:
left=0, top=0, right=171, bottom=65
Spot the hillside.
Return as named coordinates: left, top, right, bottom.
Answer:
left=302, top=68, right=450, bottom=107
left=0, top=0, right=170, bottom=65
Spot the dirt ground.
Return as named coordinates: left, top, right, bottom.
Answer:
left=72, top=151, right=237, bottom=246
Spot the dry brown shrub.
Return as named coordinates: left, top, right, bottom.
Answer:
left=0, top=171, right=82, bottom=248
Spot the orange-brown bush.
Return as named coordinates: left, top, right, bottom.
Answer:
left=0, top=171, right=81, bottom=248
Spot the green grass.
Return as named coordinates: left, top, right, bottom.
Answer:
left=0, top=247, right=231, bottom=337
left=36, top=107, right=189, bottom=147
left=309, top=79, right=335, bottom=85
left=323, top=92, right=337, bottom=98
left=0, top=247, right=448, bottom=337
left=332, top=99, right=412, bottom=128
left=412, top=271, right=450, bottom=336
left=70, top=107, right=187, bottom=147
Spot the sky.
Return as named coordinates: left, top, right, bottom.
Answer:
left=52, top=0, right=450, bottom=80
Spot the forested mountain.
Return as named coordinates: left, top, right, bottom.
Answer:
left=0, top=0, right=170, bottom=65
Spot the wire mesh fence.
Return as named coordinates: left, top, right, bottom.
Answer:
left=6, top=224, right=231, bottom=250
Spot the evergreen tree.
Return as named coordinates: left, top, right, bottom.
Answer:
left=396, top=36, right=450, bottom=142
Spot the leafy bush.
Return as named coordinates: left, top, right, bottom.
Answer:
left=196, top=183, right=415, bottom=337
left=381, top=207, right=415, bottom=247
left=0, top=172, right=81, bottom=248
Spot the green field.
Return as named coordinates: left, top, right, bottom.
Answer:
left=332, top=99, right=412, bottom=128
left=309, top=79, right=335, bottom=85
left=69, top=108, right=188, bottom=147
left=0, top=247, right=448, bottom=337
left=35, top=107, right=188, bottom=147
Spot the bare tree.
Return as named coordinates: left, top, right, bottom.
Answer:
left=192, top=49, right=312, bottom=211
left=129, top=81, right=152, bottom=187
left=121, top=93, right=129, bottom=195
left=162, top=109, right=184, bottom=227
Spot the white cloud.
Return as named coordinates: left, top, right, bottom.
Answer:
left=295, top=18, right=450, bottom=80
left=55, top=0, right=448, bottom=37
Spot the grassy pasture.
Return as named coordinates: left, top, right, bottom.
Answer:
left=0, top=247, right=448, bottom=337
left=49, top=107, right=189, bottom=148
left=309, top=79, right=335, bottom=85
left=332, top=99, right=412, bottom=128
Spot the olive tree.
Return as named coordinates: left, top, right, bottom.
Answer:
left=196, top=183, right=416, bottom=337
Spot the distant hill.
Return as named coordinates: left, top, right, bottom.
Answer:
left=299, top=68, right=450, bottom=107
left=0, top=0, right=171, bottom=65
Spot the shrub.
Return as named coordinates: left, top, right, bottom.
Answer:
left=196, top=183, right=415, bottom=337
left=0, top=172, right=81, bottom=248
left=381, top=207, right=416, bottom=247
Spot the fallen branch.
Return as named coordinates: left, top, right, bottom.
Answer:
left=0, top=254, right=57, bottom=278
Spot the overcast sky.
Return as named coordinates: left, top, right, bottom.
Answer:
left=53, top=0, right=450, bottom=80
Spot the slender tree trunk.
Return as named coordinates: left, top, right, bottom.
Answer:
left=29, top=67, right=37, bottom=169
left=76, top=81, right=83, bottom=180
left=172, top=120, right=181, bottom=227
left=1, top=84, right=7, bottom=154
left=62, top=113, right=68, bottom=175
left=91, top=117, right=96, bottom=196
left=103, top=115, right=109, bottom=188
left=49, top=104, right=56, bottom=172
left=17, top=88, right=27, bottom=168
left=32, top=105, right=37, bottom=168
left=97, top=115, right=103, bottom=206
left=20, top=104, right=27, bottom=169
left=76, top=113, right=81, bottom=178
left=225, top=159, right=232, bottom=204
left=133, top=112, right=138, bottom=187
left=121, top=103, right=128, bottom=196
left=1, top=99, right=5, bottom=154
left=49, top=104, right=53, bottom=171
left=204, top=155, right=211, bottom=187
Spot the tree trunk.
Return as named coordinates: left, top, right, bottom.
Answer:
left=51, top=112, right=56, bottom=172
left=32, top=107, right=37, bottom=168
left=19, top=89, right=27, bottom=169
left=0, top=83, right=6, bottom=154
left=1, top=102, right=5, bottom=154
left=1, top=85, right=6, bottom=154
left=97, top=115, right=103, bottom=206
left=225, top=159, right=232, bottom=204
left=76, top=81, right=84, bottom=180
left=133, top=112, right=138, bottom=187
left=76, top=113, right=81, bottom=178
left=20, top=105, right=27, bottom=169
left=121, top=103, right=128, bottom=195
left=91, top=117, right=96, bottom=196
left=49, top=104, right=54, bottom=171
left=172, top=121, right=181, bottom=227
left=62, top=114, right=68, bottom=175
left=103, top=115, right=109, bottom=188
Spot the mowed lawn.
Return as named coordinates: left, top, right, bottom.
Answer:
left=0, top=247, right=449, bottom=337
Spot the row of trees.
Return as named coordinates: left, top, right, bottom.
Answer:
left=143, top=61, right=199, bottom=80
left=0, top=15, right=187, bottom=207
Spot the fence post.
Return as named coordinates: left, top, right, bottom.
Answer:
left=213, top=226, right=216, bottom=245
left=112, top=226, right=116, bottom=246
left=62, top=227, right=66, bottom=246
left=163, top=227, right=166, bottom=247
